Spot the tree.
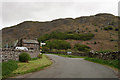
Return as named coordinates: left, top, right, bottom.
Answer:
left=46, top=40, right=71, bottom=50
left=74, top=44, right=90, bottom=52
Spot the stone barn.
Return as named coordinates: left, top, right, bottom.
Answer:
left=15, top=39, right=40, bottom=51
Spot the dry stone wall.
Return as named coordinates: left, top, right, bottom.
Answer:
left=0, top=48, right=40, bottom=62
left=1, top=48, right=119, bottom=62
left=47, top=51, right=120, bottom=60
left=88, top=51, right=120, bottom=60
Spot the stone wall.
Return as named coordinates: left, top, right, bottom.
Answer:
left=47, top=51, right=120, bottom=60
left=0, top=48, right=40, bottom=62
left=1, top=49, right=119, bottom=62
left=88, top=51, right=120, bottom=60
left=47, top=51, right=87, bottom=56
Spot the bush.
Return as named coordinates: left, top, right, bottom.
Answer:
left=31, top=57, right=39, bottom=60
left=115, top=28, right=119, bottom=31
left=46, top=40, right=71, bottom=50
left=104, top=26, right=113, bottom=30
left=96, top=50, right=113, bottom=53
left=19, top=53, right=31, bottom=62
left=115, top=45, right=117, bottom=47
left=2, top=60, right=18, bottom=76
left=37, top=54, right=42, bottom=58
left=86, top=28, right=88, bottom=30
left=110, top=39, right=114, bottom=41
left=94, top=29, right=98, bottom=32
left=38, top=34, right=50, bottom=42
left=94, top=41, right=97, bottom=44
left=74, top=44, right=90, bottom=52
left=38, top=31, right=95, bottom=42
left=94, top=24, right=97, bottom=26
left=42, top=46, right=50, bottom=52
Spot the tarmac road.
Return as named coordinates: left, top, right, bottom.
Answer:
left=15, top=54, right=118, bottom=78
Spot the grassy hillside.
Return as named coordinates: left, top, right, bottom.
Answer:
left=2, top=13, right=119, bottom=51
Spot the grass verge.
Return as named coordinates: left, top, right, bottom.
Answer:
left=84, top=57, right=120, bottom=70
left=3, top=54, right=52, bottom=78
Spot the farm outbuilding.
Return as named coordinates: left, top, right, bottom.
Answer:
left=15, top=39, right=39, bottom=51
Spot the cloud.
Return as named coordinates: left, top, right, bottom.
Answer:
left=1, top=0, right=119, bottom=29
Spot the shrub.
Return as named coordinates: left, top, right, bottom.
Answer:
left=37, top=54, right=42, bottom=58
left=104, top=26, right=113, bottom=30
left=96, top=50, right=113, bottom=53
left=115, top=28, right=119, bottom=31
left=86, top=42, right=89, bottom=44
left=67, top=49, right=72, bottom=52
left=86, top=28, right=88, bottom=30
left=89, top=31, right=91, bottom=32
left=94, top=29, right=98, bottom=32
left=38, top=31, right=95, bottom=42
left=115, top=45, right=117, bottom=47
left=2, top=60, right=18, bottom=76
left=42, top=46, right=50, bottom=52
left=46, top=40, right=71, bottom=50
left=31, top=57, right=39, bottom=60
left=110, top=39, right=114, bottom=41
left=66, top=31, right=74, bottom=34
left=38, top=34, right=50, bottom=42
left=74, top=44, right=90, bottom=52
left=94, top=24, right=97, bottom=26
left=19, top=53, right=31, bottom=62
left=94, top=41, right=97, bottom=44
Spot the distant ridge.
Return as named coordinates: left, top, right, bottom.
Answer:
left=2, top=13, right=119, bottom=50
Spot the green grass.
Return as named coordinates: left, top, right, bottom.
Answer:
left=3, top=54, right=52, bottom=78
left=2, top=60, right=18, bottom=78
left=84, top=57, right=120, bottom=70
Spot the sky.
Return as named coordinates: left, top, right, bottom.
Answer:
left=0, top=0, right=120, bottom=29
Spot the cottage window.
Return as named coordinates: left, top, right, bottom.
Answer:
left=30, top=48, right=34, bottom=50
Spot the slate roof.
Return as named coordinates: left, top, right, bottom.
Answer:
left=23, top=40, right=39, bottom=44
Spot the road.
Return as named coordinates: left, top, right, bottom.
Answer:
left=16, top=54, right=118, bottom=78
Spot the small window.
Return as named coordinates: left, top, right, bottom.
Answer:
left=30, top=48, right=34, bottom=50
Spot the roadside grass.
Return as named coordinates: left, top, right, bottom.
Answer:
left=84, top=57, right=120, bottom=70
left=3, top=54, right=52, bottom=78
left=2, top=60, right=18, bottom=78
left=47, top=53, right=120, bottom=70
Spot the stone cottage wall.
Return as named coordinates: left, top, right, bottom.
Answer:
left=0, top=48, right=40, bottom=62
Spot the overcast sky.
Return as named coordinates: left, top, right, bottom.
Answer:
left=0, top=0, right=120, bottom=29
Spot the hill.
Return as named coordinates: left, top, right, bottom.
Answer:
left=2, top=13, right=119, bottom=51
